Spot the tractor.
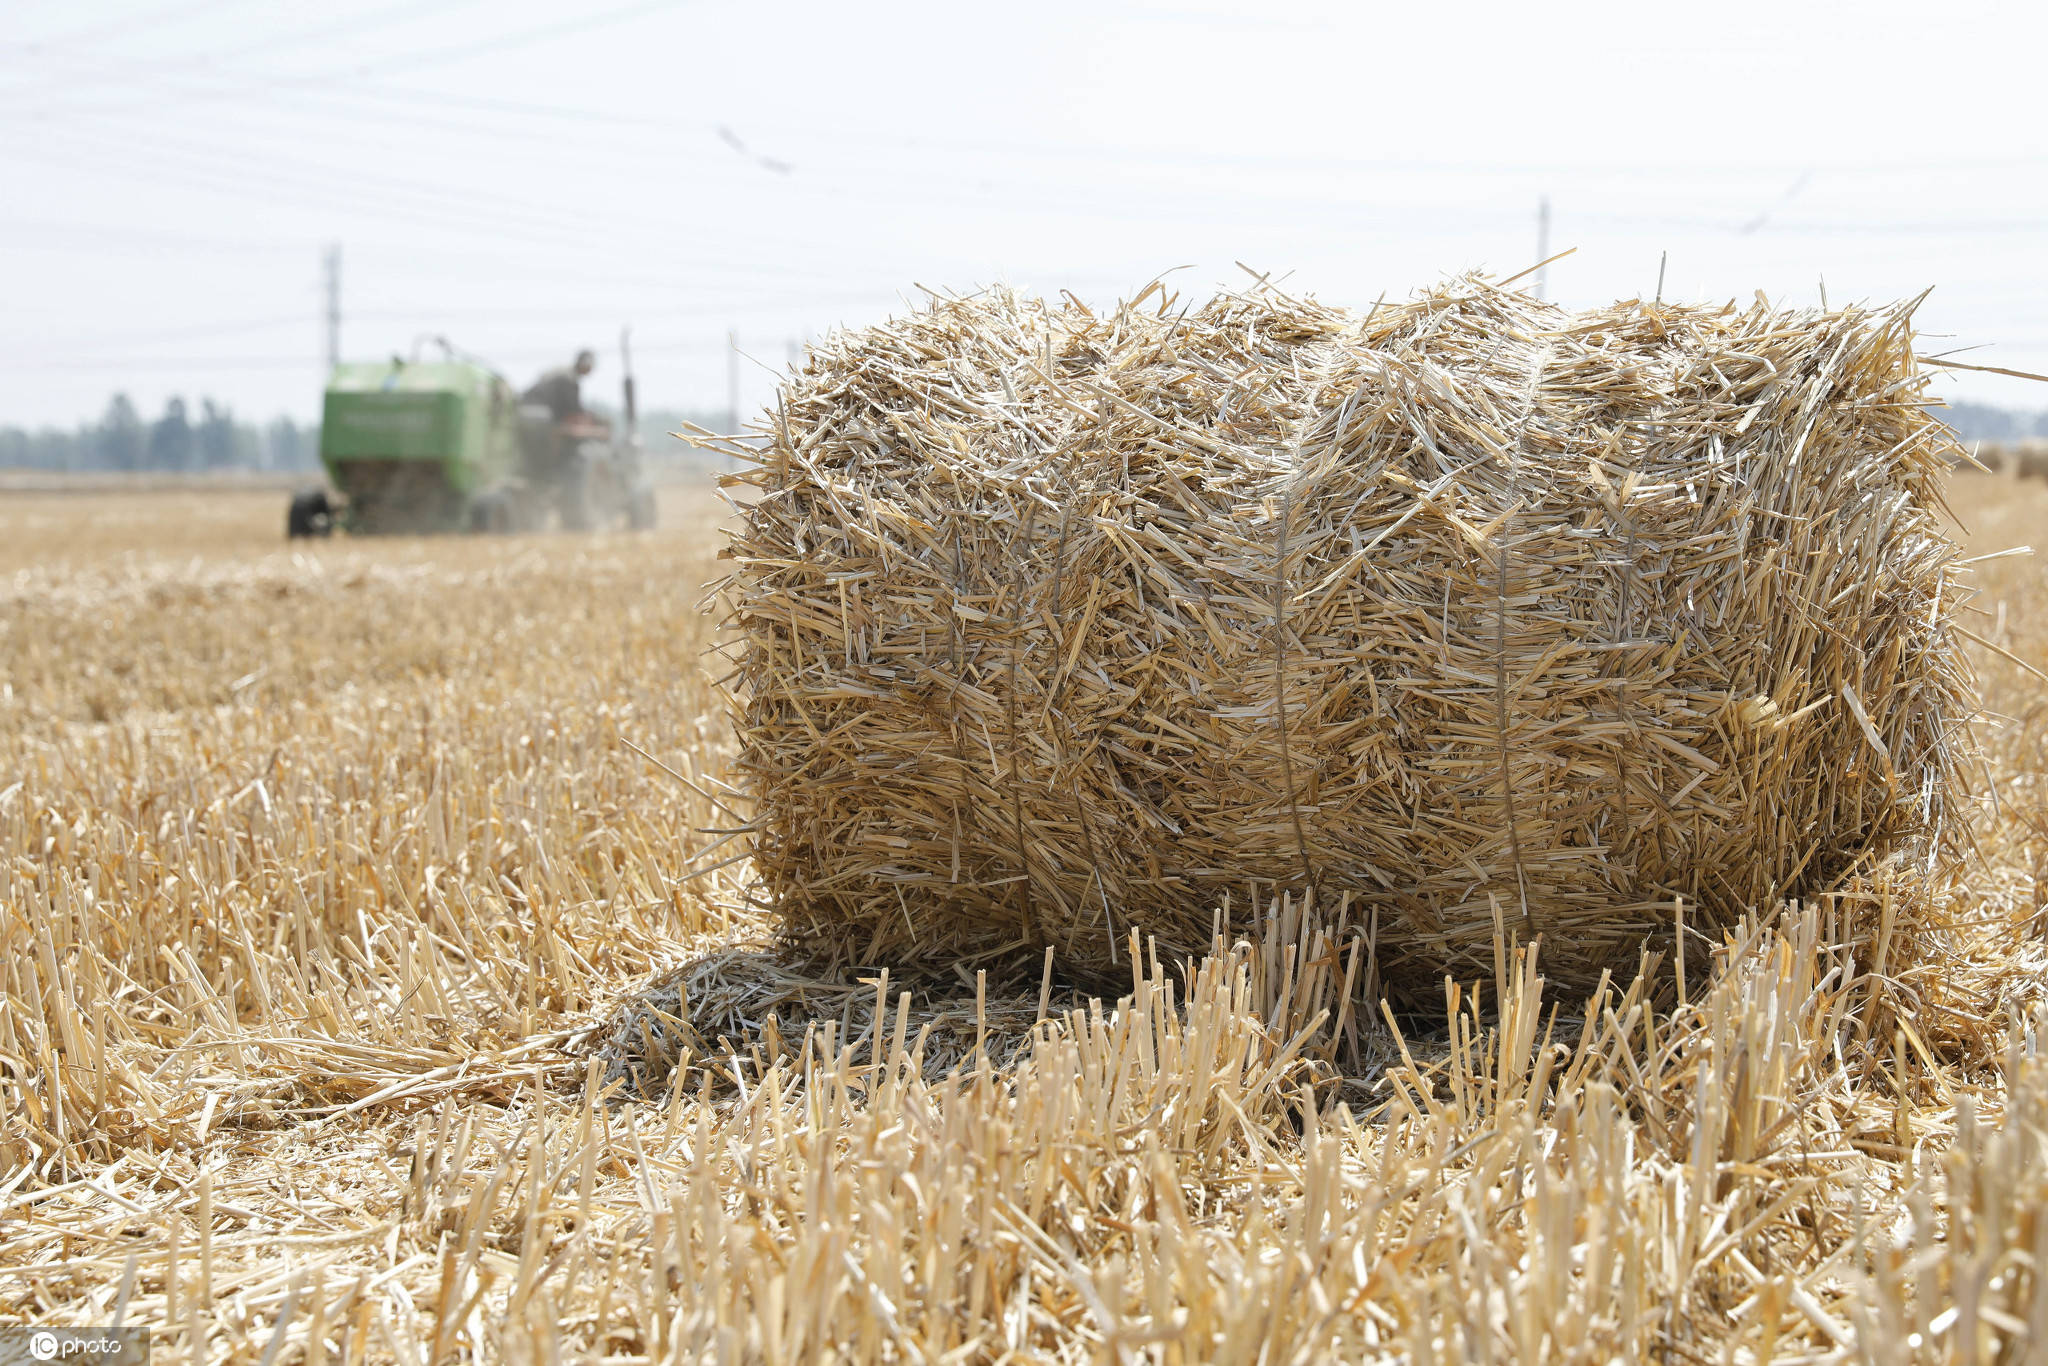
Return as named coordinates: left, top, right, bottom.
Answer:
left=287, top=340, right=656, bottom=538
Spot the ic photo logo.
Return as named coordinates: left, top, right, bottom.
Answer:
left=0, top=1328, right=146, bottom=1366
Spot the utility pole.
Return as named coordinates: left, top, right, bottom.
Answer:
left=1534, top=197, right=1551, bottom=301
left=323, top=243, right=341, bottom=371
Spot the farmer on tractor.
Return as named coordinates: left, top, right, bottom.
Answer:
left=520, top=349, right=612, bottom=529
left=523, top=349, right=599, bottom=424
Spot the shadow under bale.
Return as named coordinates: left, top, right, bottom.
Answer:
left=590, top=888, right=1392, bottom=1097
left=588, top=944, right=1072, bottom=1098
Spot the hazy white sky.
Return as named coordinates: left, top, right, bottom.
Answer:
left=5, top=0, right=2047, bottom=429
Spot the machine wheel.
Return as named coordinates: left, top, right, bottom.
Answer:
left=287, top=488, right=334, bottom=539
left=469, top=491, right=515, bottom=534
left=626, top=484, right=657, bottom=531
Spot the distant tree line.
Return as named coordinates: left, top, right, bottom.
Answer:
left=0, top=394, right=319, bottom=472
left=0, top=395, right=739, bottom=479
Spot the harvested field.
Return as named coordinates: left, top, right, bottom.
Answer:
left=4, top=464, right=2048, bottom=1363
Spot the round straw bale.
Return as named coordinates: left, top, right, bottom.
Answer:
left=719, top=277, right=1973, bottom=998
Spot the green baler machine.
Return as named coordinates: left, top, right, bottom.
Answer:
left=288, top=349, right=654, bottom=538
left=313, top=360, right=520, bottom=534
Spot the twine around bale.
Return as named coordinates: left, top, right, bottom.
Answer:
left=1490, top=338, right=1557, bottom=941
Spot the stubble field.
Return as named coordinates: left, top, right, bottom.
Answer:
left=5, top=476, right=2048, bottom=1363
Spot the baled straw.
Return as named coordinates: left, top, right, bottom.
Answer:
left=719, top=275, right=1973, bottom=997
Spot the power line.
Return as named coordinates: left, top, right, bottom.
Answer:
left=13, top=21, right=2046, bottom=253
left=34, top=85, right=2048, bottom=250
left=4, top=0, right=683, bottom=121
left=28, top=102, right=851, bottom=256
left=9, top=290, right=921, bottom=370
left=8, top=335, right=738, bottom=375
left=0, top=208, right=909, bottom=295
left=10, top=0, right=260, bottom=56
left=365, top=0, right=679, bottom=78
left=209, top=0, right=492, bottom=66
left=13, top=7, right=2048, bottom=274
left=13, top=312, right=316, bottom=349
left=0, top=0, right=490, bottom=111
left=27, top=120, right=612, bottom=247
left=0, top=220, right=311, bottom=255
left=10, top=117, right=950, bottom=282
left=20, top=119, right=2048, bottom=327
left=1, top=4, right=2011, bottom=187
left=13, top=19, right=2033, bottom=197
left=0, top=130, right=883, bottom=287
left=0, top=112, right=1645, bottom=253
left=18, top=290, right=913, bottom=361
left=80, top=67, right=2036, bottom=184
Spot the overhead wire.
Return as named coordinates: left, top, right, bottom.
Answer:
left=16, top=289, right=913, bottom=363
left=0, top=219, right=312, bottom=255
left=10, top=335, right=745, bottom=375
left=9, top=2, right=2045, bottom=251
left=0, top=202, right=1148, bottom=317
left=3, top=0, right=684, bottom=120
left=16, top=97, right=2040, bottom=318
left=362, top=0, right=680, bottom=79
left=7, top=0, right=262, bottom=58
left=0, top=0, right=491, bottom=110
left=11, top=115, right=1285, bottom=302
left=27, top=120, right=628, bottom=245
left=11, top=2, right=2037, bottom=199
left=11, top=96, right=1713, bottom=250
left=22, top=102, right=898, bottom=263
left=15, top=18, right=2040, bottom=185
left=7, top=123, right=894, bottom=282
left=23, top=72, right=2048, bottom=250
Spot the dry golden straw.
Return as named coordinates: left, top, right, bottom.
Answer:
left=719, top=275, right=1975, bottom=995
left=9, top=480, right=2048, bottom=1361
